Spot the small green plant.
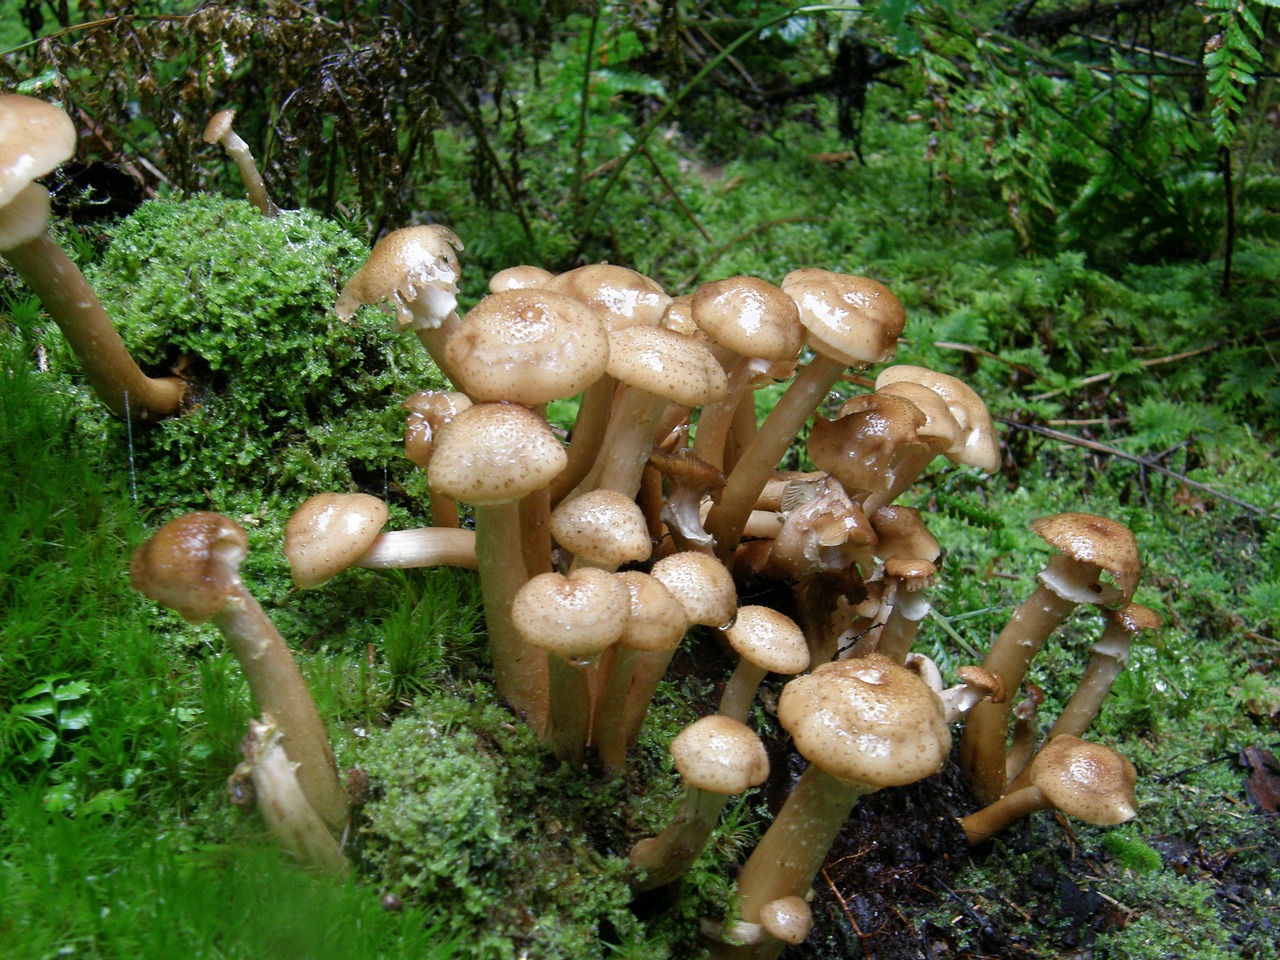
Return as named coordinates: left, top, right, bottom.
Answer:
left=1, top=672, right=92, bottom=765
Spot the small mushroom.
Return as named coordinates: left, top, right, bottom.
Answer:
left=202, top=108, right=278, bottom=216
left=718, top=606, right=810, bottom=723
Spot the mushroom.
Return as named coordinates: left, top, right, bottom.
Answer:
left=959, top=735, right=1138, bottom=845
left=717, top=606, right=810, bottom=723
left=0, top=95, right=185, bottom=421
left=549, top=489, right=652, bottom=570
left=959, top=513, right=1141, bottom=803
left=704, top=271, right=906, bottom=561
left=402, top=390, right=473, bottom=527
left=806, top=392, right=927, bottom=503
left=202, top=108, right=278, bottom=217
left=130, top=512, right=349, bottom=832
left=629, top=714, right=769, bottom=890
left=488, top=264, right=553, bottom=292
left=723, top=656, right=949, bottom=954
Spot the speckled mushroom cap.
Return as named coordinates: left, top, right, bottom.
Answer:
left=402, top=391, right=473, bottom=469
left=690, top=275, right=805, bottom=362
left=669, top=715, right=769, bottom=795
left=616, top=571, right=688, bottom=652
left=334, top=225, right=463, bottom=330
left=488, top=264, right=553, bottom=293
left=510, top=568, right=629, bottom=662
left=428, top=402, right=567, bottom=504
left=1030, top=512, right=1141, bottom=606
left=650, top=551, right=738, bottom=628
left=875, top=366, right=1001, bottom=473
left=543, top=263, right=671, bottom=331
left=759, top=896, right=814, bottom=945
left=1093, top=602, right=1163, bottom=659
left=0, top=95, right=76, bottom=209
left=780, top=269, right=906, bottom=367
left=201, top=108, right=236, bottom=144
left=870, top=505, right=941, bottom=564
left=724, top=606, right=810, bottom=675
left=873, top=380, right=962, bottom=451
left=550, top=489, right=652, bottom=567
left=778, top=655, right=951, bottom=789
left=1029, top=735, right=1138, bottom=825
left=605, top=326, right=729, bottom=407
left=130, top=512, right=248, bottom=624
left=446, top=289, right=610, bottom=405
left=283, top=493, right=389, bottom=589
left=807, top=393, right=926, bottom=497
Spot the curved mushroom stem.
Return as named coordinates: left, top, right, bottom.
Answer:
left=629, top=786, right=730, bottom=890
left=353, top=527, right=477, bottom=569
left=718, top=659, right=768, bottom=724
left=957, top=784, right=1051, bottom=845
left=205, top=110, right=279, bottom=217
left=3, top=231, right=185, bottom=421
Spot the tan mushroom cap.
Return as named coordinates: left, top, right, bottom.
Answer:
left=807, top=393, right=926, bottom=497
left=778, top=655, right=951, bottom=789
left=780, top=269, right=906, bottom=367
left=670, top=714, right=769, bottom=795
left=759, top=896, right=814, bottom=945
left=660, top=293, right=699, bottom=336
left=650, top=551, right=738, bottom=628
left=550, top=489, right=652, bottom=566
left=402, top=390, right=472, bottom=469
left=1031, top=512, right=1141, bottom=605
left=428, top=402, right=567, bottom=504
left=616, top=571, right=688, bottom=652
left=510, top=568, right=629, bottom=662
left=873, top=380, right=962, bottom=450
left=1092, top=602, right=1163, bottom=660
left=488, top=264, right=553, bottom=293
left=0, top=181, right=52, bottom=252
left=1030, top=735, right=1138, bottom=825
left=724, top=606, right=810, bottom=675
left=0, top=95, right=77, bottom=209
left=870, top=505, right=941, bottom=564
left=283, top=493, right=389, bottom=589
left=446, top=289, right=610, bottom=405
left=202, top=108, right=236, bottom=144
left=691, top=275, right=805, bottom=362
left=883, top=556, right=938, bottom=590
left=544, top=263, right=671, bottom=331
left=875, top=366, right=1001, bottom=473
left=334, top=225, right=463, bottom=330
left=606, top=326, right=729, bottom=407
left=955, top=665, right=1006, bottom=704
left=129, top=512, right=249, bottom=624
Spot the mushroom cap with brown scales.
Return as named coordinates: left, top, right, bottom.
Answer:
left=724, top=606, right=810, bottom=676
left=691, top=275, right=806, bottom=363
left=428, top=402, right=567, bottom=504
left=334, top=225, right=463, bottom=330
left=402, top=390, right=472, bottom=469
left=870, top=504, right=941, bottom=564
left=488, top=264, right=553, bottom=293
left=1030, top=735, right=1138, bottom=825
left=807, top=392, right=926, bottom=499
left=130, top=512, right=249, bottom=624
left=543, top=263, right=671, bottom=331
left=510, top=568, right=630, bottom=664
left=1031, top=512, right=1142, bottom=607
left=549, top=489, right=652, bottom=568
left=445, top=289, right=610, bottom=405
left=669, top=714, right=770, bottom=795
left=875, top=365, right=1001, bottom=473
left=283, top=493, right=389, bottom=590
left=605, top=325, right=729, bottom=408
left=0, top=95, right=77, bottom=209
left=615, top=571, right=688, bottom=652
left=779, top=269, right=906, bottom=367
left=650, top=551, right=738, bottom=629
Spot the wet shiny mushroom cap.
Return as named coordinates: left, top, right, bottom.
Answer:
left=334, top=225, right=463, bottom=329
left=650, top=551, right=738, bottom=629
left=402, top=390, right=473, bottom=469
left=780, top=269, right=906, bottom=367
left=779, top=655, right=951, bottom=789
left=1030, top=735, right=1138, bottom=825
left=807, top=393, right=926, bottom=498
left=550, top=489, right=652, bottom=567
left=543, top=263, right=671, bottom=331
left=488, top=264, right=553, bottom=293
left=875, top=365, right=1001, bottom=473
left=0, top=94, right=77, bottom=208
left=605, top=325, right=729, bottom=407
left=669, top=714, right=769, bottom=795
left=429, top=402, right=567, bottom=504
left=691, top=275, right=805, bottom=362
left=759, top=896, right=814, bottom=946
left=129, top=512, right=249, bottom=624
left=284, top=493, right=389, bottom=590
left=870, top=505, right=941, bottom=564
left=724, top=606, right=810, bottom=676
left=1030, top=512, right=1141, bottom=606
left=615, top=571, right=688, bottom=652
left=510, top=568, right=629, bottom=663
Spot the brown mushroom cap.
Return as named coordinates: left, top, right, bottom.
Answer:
left=1030, top=512, right=1141, bottom=605
left=510, top=568, right=629, bottom=662
left=284, top=493, right=389, bottom=589
left=870, top=505, right=941, bottom=564
left=549, top=489, right=652, bottom=567
left=402, top=390, right=473, bottom=469
left=759, top=896, right=814, bottom=945
left=0, top=95, right=77, bottom=209
left=0, top=181, right=52, bottom=252
left=780, top=269, right=906, bottom=367
left=445, top=289, right=610, bottom=404
left=616, top=571, right=688, bottom=652
left=724, top=606, right=810, bottom=675
left=669, top=714, right=770, bottom=795
left=807, top=393, right=926, bottom=497
left=201, top=108, right=236, bottom=145
left=428, top=402, right=567, bottom=504
left=605, top=326, right=729, bottom=407
left=778, top=655, right=951, bottom=789
left=690, top=275, right=805, bottom=362
left=1029, top=735, right=1138, bottom=825
left=873, top=380, right=963, bottom=451
left=875, top=366, right=1000, bottom=473
left=543, top=263, right=671, bottom=331
left=650, top=551, right=738, bottom=628
left=129, top=512, right=249, bottom=624
left=488, top=264, right=553, bottom=293
left=334, top=225, right=463, bottom=329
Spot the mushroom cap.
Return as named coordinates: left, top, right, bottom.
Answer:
left=606, top=325, right=729, bottom=406
left=1031, top=512, right=1141, bottom=605
left=724, top=606, right=810, bottom=675
left=769, top=476, right=874, bottom=579
left=870, top=505, right=941, bottom=564
left=402, top=390, right=473, bottom=469
left=488, top=264, right=553, bottom=293
left=510, top=568, right=629, bottom=662
left=873, top=380, right=962, bottom=451
left=284, top=493, right=389, bottom=589
left=780, top=269, right=905, bottom=367
left=543, top=263, right=671, bottom=331
left=446, top=289, right=610, bottom=404
left=875, top=366, right=1000, bottom=473
left=616, top=571, right=688, bottom=652
left=202, top=108, right=236, bottom=144
left=659, top=293, right=700, bottom=336
left=130, top=512, right=248, bottom=624
left=334, top=225, right=463, bottom=329
left=778, top=655, right=951, bottom=789
left=807, top=393, right=926, bottom=497
left=1029, top=735, right=1138, bottom=825
left=883, top=556, right=938, bottom=590
left=0, top=94, right=77, bottom=209
left=691, top=275, right=805, bottom=361
left=650, top=551, right=738, bottom=628
left=669, top=714, right=770, bottom=795
left=428, top=402, right=567, bottom=504
left=0, top=181, right=52, bottom=253
left=1092, top=601, right=1162, bottom=660
left=759, top=896, right=814, bottom=945
left=549, top=489, right=652, bottom=567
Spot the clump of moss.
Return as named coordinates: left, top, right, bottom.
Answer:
left=82, top=194, right=441, bottom=516
left=355, top=687, right=646, bottom=958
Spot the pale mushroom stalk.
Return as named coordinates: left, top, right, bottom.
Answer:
left=578, top=384, right=668, bottom=499
left=353, top=527, right=477, bottom=570
left=549, top=376, right=617, bottom=505
left=592, top=645, right=648, bottom=771
left=1004, top=689, right=1044, bottom=784
left=630, top=786, right=734, bottom=889
left=203, top=109, right=278, bottom=217
left=691, top=355, right=768, bottom=471
left=545, top=655, right=594, bottom=765
left=718, top=659, right=771, bottom=723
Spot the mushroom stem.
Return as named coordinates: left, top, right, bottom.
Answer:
left=204, top=110, right=278, bottom=217
left=4, top=230, right=185, bottom=421
left=592, top=646, right=644, bottom=773
left=550, top=376, right=616, bottom=505
left=353, top=527, right=477, bottom=569
left=545, top=655, right=593, bottom=765
left=629, top=786, right=731, bottom=890
left=574, top=385, right=668, bottom=500
left=718, top=660, right=768, bottom=724
left=957, top=784, right=1052, bottom=845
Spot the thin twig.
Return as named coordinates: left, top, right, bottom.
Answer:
left=638, top=146, right=713, bottom=242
